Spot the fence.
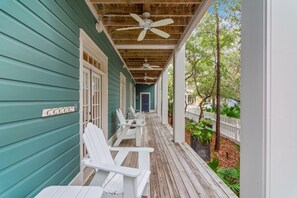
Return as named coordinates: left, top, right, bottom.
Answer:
left=185, top=109, right=240, bottom=143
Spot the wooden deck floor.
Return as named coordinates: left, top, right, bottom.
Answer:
left=118, top=114, right=237, bottom=198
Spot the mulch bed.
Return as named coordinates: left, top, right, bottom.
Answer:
left=210, top=134, right=240, bottom=168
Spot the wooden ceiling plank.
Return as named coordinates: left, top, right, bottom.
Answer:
left=91, top=0, right=201, bottom=4
left=96, top=4, right=196, bottom=17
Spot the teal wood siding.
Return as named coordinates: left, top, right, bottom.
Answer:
left=0, top=0, right=134, bottom=197
left=136, top=84, right=155, bottom=111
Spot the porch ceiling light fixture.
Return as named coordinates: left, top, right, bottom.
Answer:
left=96, top=22, right=103, bottom=33
left=116, top=12, right=174, bottom=41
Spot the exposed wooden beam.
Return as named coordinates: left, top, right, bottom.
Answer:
left=91, top=0, right=201, bottom=5
left=112, top=33, right=182, bottom=39
left=119, top=49, right=172, bottom=53
left=116, top=44, right=176, bottom=49
left=114, top=40, right=178, bottom=45
left=96, top=5, right=197, bottom=17
left=108, top=26, right=185, bottom=34
left=102, top=17, right=191, bottom=27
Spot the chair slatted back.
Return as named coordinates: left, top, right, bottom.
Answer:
left=83, top=123, right=114, bottom=165
left=129, top=106, right=136, bottom=115
left=116, top=109, right=127, bottom=126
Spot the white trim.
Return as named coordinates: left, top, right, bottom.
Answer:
left=134, top=86, right=136, bottom=109
left=173, top=45, right=185, bottom=142
left=130, top=82, right=133, bottom=106
left=115, top=45, right=176, bottom=49
left=79, top=29, right=108, bottom=185
left=140, top=92, right=151, bottom=112
left=161, top=68, right=168, bottom=124
left=120, top=72, right=126, bottom=117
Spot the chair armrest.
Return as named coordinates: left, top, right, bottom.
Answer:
left=119, top=123, right=145, bottom=127
left=109, top=147, right=154, bottom=153
left=82, top=159, right=141, bottom=178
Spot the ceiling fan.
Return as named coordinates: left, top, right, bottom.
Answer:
left=134, top=73, right=158, bottom=81
left=130, top=59, right=162, bottom=70
left=116, top=12, right=174, bottom=41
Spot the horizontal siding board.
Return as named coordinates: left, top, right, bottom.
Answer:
left=26, top=160, right=80, bottom=198
left=21, top=0, right=79, bottom=48
left=0, top=113, right=78, bottom=147
left=0, top=0, right=137, bottom=195
left=0, top=57, right=78, bottom=90
left=0, top=1, right=79, bottom=58
left=0, top=101, right=78, bottom=125
left=1, top=147, right=80, bottom=197
left=0, top=123, right=79, bottom=171
left=0, top=79, right=79, bottom=101
left=0, top=34, right=79, bottom=78
left=0, top=11, right=78, bottom=68
left=0, top=134, right=79, bottom=194
left=39, top=0, right=80, bottom=38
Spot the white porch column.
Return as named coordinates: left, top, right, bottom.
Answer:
left=173, top=45, right=185, bottom=142
left=161, top=68, right=168, bottom=124
left=242, top=1, right=297, bottom=198
left=157, top=77, right=162, bottom=118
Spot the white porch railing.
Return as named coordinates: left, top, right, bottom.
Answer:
left=185, top=108, right=241, bottom=143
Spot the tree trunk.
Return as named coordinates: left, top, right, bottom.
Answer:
left=212, top=95, right=216, bottom=109
left=214, top=4, right=221, bottom=151
left=198, top=101, right=204, bottom=121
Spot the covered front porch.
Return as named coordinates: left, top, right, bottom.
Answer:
left=115, top=113, right=236, bottom=197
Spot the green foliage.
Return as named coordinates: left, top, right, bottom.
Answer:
left=185, top=0, right=241, bottom=108
left=220, top=104, right=240, bottom=118
left=191, top=118, right=214, bottom=145
left=185, top=119, right=196, bottom=131
left=208, top=157, right=240, bottom=196
left=168, top=65, right=173, bottom=116
left=206, top=104, right=240, bottom=118
left=168, top=101, right=173, bottom=116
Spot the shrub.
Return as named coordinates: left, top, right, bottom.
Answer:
left=191, top=118, right=214, bottom=145
left=208, top=157, right=240, bottom=196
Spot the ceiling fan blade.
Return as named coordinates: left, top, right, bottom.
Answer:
left=151, top=18, right=174, bottom=27
left=150, top=28, right=170, bottom=39
left=130, top=13, right=145, bottom=25
left=147, top=77, right=157, bottom=80
left=134, top=77, right=145, bottom=79
left=130, top=67, right=162, bottom=71
left=116, top=27, right=142, bottom=31
left=149, top=65, right=160, bottom=68
left=137, top=29, right=147, bottom=41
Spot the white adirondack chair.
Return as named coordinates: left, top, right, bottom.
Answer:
left=82, top=123, right=153, bottom=198
left=113, top=109, right=145, bottom=147
left=129, top=106, right=144, bottom=120
left=35, top=186, right=103, bottom=198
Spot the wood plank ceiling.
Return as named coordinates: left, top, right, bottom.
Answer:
left=89, top=0, right=203, bottom=84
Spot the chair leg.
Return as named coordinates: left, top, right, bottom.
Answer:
left=113, top=136, right=123, bottom=147
left=142, top=183, right=150, bottom=197
left=136, top=127, right=141, bottom=147
left=113, top=128, right=127, bottom=146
